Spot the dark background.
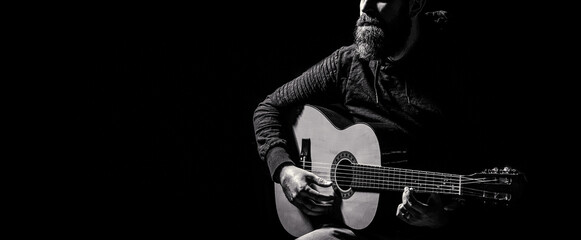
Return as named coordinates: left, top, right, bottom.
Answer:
left=85, top=1, right=553, bottom=238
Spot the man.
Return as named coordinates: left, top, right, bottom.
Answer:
left=253, top=0, right=477, bottom=239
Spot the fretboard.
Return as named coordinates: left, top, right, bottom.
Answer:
left=350, top=164, right=462, bottom=195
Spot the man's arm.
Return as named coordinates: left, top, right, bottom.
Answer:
left=252, top=47, right=347, bottom=182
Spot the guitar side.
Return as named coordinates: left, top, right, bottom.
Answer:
left=274, top=105, right=382, bottom=237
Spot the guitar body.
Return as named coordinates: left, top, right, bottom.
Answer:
left=274, top=105, right=381, bottom=237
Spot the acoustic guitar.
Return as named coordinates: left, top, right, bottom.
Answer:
left=274, top=104, right=525, bottom=237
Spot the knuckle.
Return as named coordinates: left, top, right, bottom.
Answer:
left=289, top=193, right=298, bottom=202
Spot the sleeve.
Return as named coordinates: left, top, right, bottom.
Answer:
left=252, top=47, right=348, bottom=182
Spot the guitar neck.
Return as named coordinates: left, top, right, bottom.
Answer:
left=349, top=164, right=463, bottom=195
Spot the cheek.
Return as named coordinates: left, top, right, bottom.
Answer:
left=377, top=1, right=403, bottom=23
left=377, top=2, right=388, bottom=11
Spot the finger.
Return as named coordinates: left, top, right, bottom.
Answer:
left=299, top=188, right=334, bottom=208
left=307, top=173, right=333, bottom=187
left=295, top=193, right=333, bottom=216
left=401, top=186, right=411, bottom=203
left=402, top=187, right=428, bottom=214
left=399, top=200, right=420, bottom=220
left=396, top=203, right=406, bottom=217
left=396, top=203, right=412, bottom=222
left=293, top=198, right=320, bottom=216
left=304, top=185, right=335, bottom=202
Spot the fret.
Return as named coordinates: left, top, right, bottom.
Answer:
left=354, top=165, right=361, bottom=188
left=377, top=165, right=382, bottom=189
left=458, top=174, right=462, bottom=195
left=373, top=165, right=378, bottom=189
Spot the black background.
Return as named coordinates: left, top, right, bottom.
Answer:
left=84, top=1, right=554, bottom=238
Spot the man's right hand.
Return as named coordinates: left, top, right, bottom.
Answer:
left=279, top=165, right=335, bottom=216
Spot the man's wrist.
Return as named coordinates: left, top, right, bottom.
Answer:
left=266, top=146, right=294, bottom=182
left=275, top=162, right=294, bottom=183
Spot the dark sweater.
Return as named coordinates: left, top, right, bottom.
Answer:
left=253, top=43, right=470, bottom=183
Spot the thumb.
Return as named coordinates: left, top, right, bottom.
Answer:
left=308, top=173, right=332, bottom=187
left=406, top=187, right=426, bottom=207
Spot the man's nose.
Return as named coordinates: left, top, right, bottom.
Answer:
left=360, top=0, right=377, bottom=15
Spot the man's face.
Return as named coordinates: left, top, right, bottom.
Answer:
left=355, top=0, right=410, bottom=60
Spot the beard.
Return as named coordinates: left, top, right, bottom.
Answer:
left=354, top=14, right=386, bottom=60
left=354, top=14, right=410, bottom=61
left=355, top=25, right=385, bottom=60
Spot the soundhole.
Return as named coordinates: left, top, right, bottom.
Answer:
left=331, top=151, right=356, bottom=199
left=335, top=160, right=353, bottom=190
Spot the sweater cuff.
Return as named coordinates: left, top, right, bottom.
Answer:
left=266, top=146, right=294, bottom=183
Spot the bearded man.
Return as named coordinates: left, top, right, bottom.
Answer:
left=252, top=1, right=478, bottom=239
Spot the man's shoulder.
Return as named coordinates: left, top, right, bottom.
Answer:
left=335, top=44, right=358, bottom=57
left=330, top=44, right=359, bottom=69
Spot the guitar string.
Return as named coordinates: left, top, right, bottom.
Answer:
left=305, top=182, right=496, bottom=199
left=298, top=163, right=508, bottom=197
left=303, top=176, right=502, bottom=199
left=311, top=171, right=461, bottom=194
left=322, top=185, right=457, bottom=195
left=301, top=162, right=506, bottom=198
left=303, top=162, right=501, bottom=184
left=307, top=166, right=504, bottom=197
left=307, top=173, right=504, bottom=199
left=321, top=171, right=495, bottom=185
left=314, top=172, right=489, bottom=194
left=303, top=163, right=489, bottom=184
left=315, top=172, right=461, bottom=187
left=310, top=169, right=498, bottom=188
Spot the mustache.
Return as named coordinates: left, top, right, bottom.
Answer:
left=356, top=14, right=382, bottom=27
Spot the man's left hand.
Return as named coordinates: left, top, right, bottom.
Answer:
left=396, top=186, right=450, bottom=228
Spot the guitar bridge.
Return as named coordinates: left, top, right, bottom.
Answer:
left=300, top=139, right=311, bottom=170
